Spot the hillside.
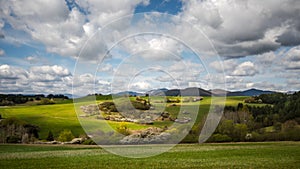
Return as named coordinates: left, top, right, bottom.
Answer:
left=147, top=88, right=276, bottom=97
left=227, top=88, right=275, bottom=96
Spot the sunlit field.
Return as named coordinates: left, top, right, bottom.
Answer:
left=0, top=96, right=246, bottom=139
left=0, top=142, right=299, bottom=169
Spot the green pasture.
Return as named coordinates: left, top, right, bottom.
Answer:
left=0, top=142, right=299, bottom=168
left=0, top=96, right=251, bottom=140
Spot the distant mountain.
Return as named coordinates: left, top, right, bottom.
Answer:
left=146, top=88, right=168, bottom=96
left=111, top=88, right=276, bottom=97
left=64, top=93, right=81, bottom=99
left=286, top=91, right=296, bottom=95
left=149, top=87, right=212, bottom=96
left=210, top=89, right=229, bottom=96
left=115, top=91, right=144, bottom=96
left=147, top=88, right=276, bottom=97
left=227, top=88, right=275, bottom=96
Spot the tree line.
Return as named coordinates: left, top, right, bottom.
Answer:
left=208, top=92, right=300, bottom=142
left=0, top=94, right=69, bottom=106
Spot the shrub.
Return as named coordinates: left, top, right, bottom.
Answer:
left=208, top=134, right=232, bottom=142
left=57, top=130, right=74, bottom=142
left=82, top=139, right=96, bottom=145
left=0, top=117, right=39, bottom=143
left=233, top=123, right=248, bottom=141
left=116, top=122, right=130, bottom=136
left=6, top=136, right=21, bottom=143
left=131, top=101, right=150, bottom=110
left=38, top=99, right=55, bottom=105
left=282, top=120, right=298, bottom=132
left=46, top=131, right=54, bottom=141
left=274, top=122, right=282, bottom=131
left=282, top=128, right=300, bottom=141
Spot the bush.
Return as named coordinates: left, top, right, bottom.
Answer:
left=208, top=134, right=232, bottom=142
left=0, top=117, right=39, bottom=143
left=116, top=122, right=130, bottom=136
left=57, top=130, right=74, bottom=142
left=6, top=136, right=21, bottom=143
left=282, top=120, right=298, bottom=132
left=131, top=101, right=150, bottom=110
left=82, top=139, right=96, bottom=145
left=282, top=128, right=300, bottom=141
left=233, top=123, right=248, bottom=141
left=274, top=122, right=282, bottom=131
left=46, top=131, right=54, bottom=141
left=38, top=99, right=55, bottom=105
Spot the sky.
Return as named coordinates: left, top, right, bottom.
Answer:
left=0, top=0, right=300, bottom=96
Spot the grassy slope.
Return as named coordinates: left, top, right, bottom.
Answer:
left=0, top=103, right=84, bottom=139
left=0, top=142, right=299, bottom=169
left=0, top=96, right=248, bottom=139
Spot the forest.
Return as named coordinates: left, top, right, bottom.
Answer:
left=208, top=91, right=300, bottom=142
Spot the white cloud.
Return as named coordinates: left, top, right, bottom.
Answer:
left=25, top=55, right=48, bottom=64
left=0, top=64, right=82, bottom=94
left=256, top=51, right=277, bottom=65
left=26, top=56, right=38, bottom=63
left=231, top=61, right=258, bottom=76
left=0, top=0, right=149, bottom=60
left=30, top=65, right=70, bottom=77
left=282, top=46, right=300, bottom=70
left=129, top=81, right=151, bottom=91
left=119, top=36, right=183, bottom=61
left=179, top=0, right=300, bottom=58
left=209, top=59, right=238, bottom=73
left=0, top=49, right=4, bottom=56
left=1, top=0, right=300, bottom=93
left=98, top=63, right=114, bottom=73
left=0, top=64, right=28, bottom=80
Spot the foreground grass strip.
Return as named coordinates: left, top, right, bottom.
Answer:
left=0, top=142, right=299, bottom=169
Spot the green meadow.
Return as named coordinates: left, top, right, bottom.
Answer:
left=0, top=96, right=299, bottom=168
left=0, top=96, right=247, bottom=139
left=0, top=142, right=299, bottom=169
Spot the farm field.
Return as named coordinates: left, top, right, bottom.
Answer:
left=0, top=96, right=248, bottom=139
left=0, top=142, right=299, bottom=169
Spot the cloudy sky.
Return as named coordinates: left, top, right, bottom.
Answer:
left=0, top=0, right=300, bottom=96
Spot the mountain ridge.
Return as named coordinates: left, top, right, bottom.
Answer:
left=141, top=88, right=277, bottom=96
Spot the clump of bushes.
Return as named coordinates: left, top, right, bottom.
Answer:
left=0, top=117, right=39, bottom=143
left=208, top=134, right=232, bottom=142
left=57, top=130, right=74, bottom=142
left=37, top=99, right=55, bottom=105
left=116, top=122, right=131, bottom=136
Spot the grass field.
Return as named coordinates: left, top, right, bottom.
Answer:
left=0, top=96, right=248, bottom=139
left=0, top=142, right=299, bottom=168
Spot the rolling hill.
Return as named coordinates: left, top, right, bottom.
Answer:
left=146, top=88, right=276, bottom=97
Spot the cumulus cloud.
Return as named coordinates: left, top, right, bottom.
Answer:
left=209, top=59, right=238, bottom=73
left=255, top=51, right=277, bottom=65
left=0, top=0, right=149, bottom=60
left=179, top=0, right=300, bottom=58
left=0, top=64, right=102, bottom=95
left=129, top=81, right=151, bottom=91
left=231, top=61, right=258, bottom=76
left=25, top=55, right=47, bottom=64
left=1, top=0, right=300, bottom=93
left=1, top=0, right=300, bottom=60
left=0, top=64, right=28, bottom=80
left=154, top=60, right=206, bottom=88
left=282, top=46, right=300, bottom=70
left=119, top=35, right=183, bottom=61
left=30, top=65, right=70, bottom=76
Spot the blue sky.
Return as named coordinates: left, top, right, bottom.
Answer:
left=0, top=0, right=300, bottom=95
left=134, top=0, right=183, bottom=14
